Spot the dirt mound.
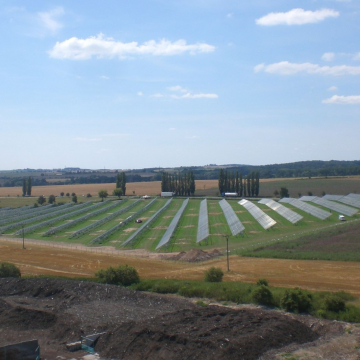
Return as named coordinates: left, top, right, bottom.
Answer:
left=0, top=299, right=57, bottom=330
left=0, top=278, right=347, bottom=359
left=96, top=306, right=319, bottom=360
left=170, top=248, right=223, bottom=262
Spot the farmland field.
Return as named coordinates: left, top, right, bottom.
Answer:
left=2, top=239, right=360, bottom=295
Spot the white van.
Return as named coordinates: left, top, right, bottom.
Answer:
left=339, top=215, right=346, bottom=221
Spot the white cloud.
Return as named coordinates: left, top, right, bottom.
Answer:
left=38, top=7, right=64, bottom=33
left=327, top=86, right=338, bottom=91
left=169, top=128, right=177, bottom=131
left=354, top=52, right=360, bottom=61
left=100, top=75, right=109, bottom=79
left=172, top=93, right=218, bottom=99
left=227, top=13, right=233, bottom=18
left=167, top=85, right=188, bottom=93
left=323, top=95, right=360, bottom=104
left=322, top=52, right=335, bottom=61
left=254, top=61, right=360, bottom=76
left=256, top=8, right=339, bottom=26
left=49, top=34, right=215, bottom=60
left=102, top=133, right=129, bottom=137
left=137, top=92, right=143, bottom=96
left=73, top=137, right=102, bottom=142
left=151, top=93, right=164, bottom=98
left=186, top=135, right=200, bottom=139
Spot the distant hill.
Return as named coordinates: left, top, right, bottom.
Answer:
left=0, top=160, right=359, bottom=187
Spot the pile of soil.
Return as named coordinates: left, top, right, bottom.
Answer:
left=0, top=278, right=345, bottom=360
left=170, top=248, right=223, bottom=262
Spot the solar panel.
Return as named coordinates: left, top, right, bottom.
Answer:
left=239, top=199, right=276, bottom=229
left=196, top=199, right=209, bottom=243
left=278, top=197, right=293, bottom=203
left=310, top=197, right=358, bottom=216
left=348, top=193, right=360, bottom=199
left=156, top=198, right=189, bottom=250
left=219, top=199, right=245, bottom=236
left=299, top=196, right=317, bottom=202
left=336, top=195, right=360, bottom=209
left=279, top=198, right=331, bottom=220
left=258, top=198, right=302, bottom=224
left=322, top=194, right=344, bottom=201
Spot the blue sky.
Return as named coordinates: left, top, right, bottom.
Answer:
left=1, top=0, right=359, bottom=170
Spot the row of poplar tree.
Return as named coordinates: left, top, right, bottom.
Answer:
left=22, top=177, right=32, bottom=196
left=161, top=171, right=196, bottom=196
left=115, top=172, right=127, bottom=196
left=218, top=169, right=260, bottom=197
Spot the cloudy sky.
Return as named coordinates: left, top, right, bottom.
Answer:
left=1, top=0, right=359, bottom=170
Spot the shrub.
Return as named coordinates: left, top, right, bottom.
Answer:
left=251, top=285, right=273, bottom=306
left=86, top=193, right=92, bottom=198
left=95, top=265, right=140, bottom=286
left=0, top=262, right=21, bottom=278
left=323, top=295, right=346, bottom=313
left=204, top=267, right=224, bottom=282
left=256, top=278, right=269, bottom=287
left=280, top=288, right=312, bottom=313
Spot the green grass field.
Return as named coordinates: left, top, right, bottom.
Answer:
left=1, top=193, right=360, bottom=258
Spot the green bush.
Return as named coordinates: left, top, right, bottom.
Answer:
left=204, top=267, right=224, bottom=282
left=251, top=285, right=273, bottom=306
left=323, top=295, right=346, bottom=313
left=256, top=278, right=269, bottom=286
left=95, top=265, right=140, bottom=286
left=0, top=262, right=21, bottom=278
left=280, top=288, right=312, bottom=313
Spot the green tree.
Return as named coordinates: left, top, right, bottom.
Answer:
left=252, top=285, right=273, bottom=306
left=280, top=187, right=289, bottom=198
left=48, top=195, right=56, bottom=204
left=22, top=178, right=27, bottom=197
left=72, top=195, right=77, bottom=203
left=0, top=262, right=21, bottom=278
left=255, top=171, right=260, bottom=196
left=98, top=190, right=108, bottom=201
left=26, top=177, right=32, bottom=196
left=60, top=192, right=65, bottom=197
left=37, top=195, right=46, bottom=205
left=113, top=188, right=123, bottom=199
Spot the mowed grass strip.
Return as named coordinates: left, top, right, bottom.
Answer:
left=169, top=199, right=201, bottom=251
left=27, top=200, right=130, bottom=241
left=129, top=199, right=184, bottom=251
left=104, top=198, right=169, bottom=247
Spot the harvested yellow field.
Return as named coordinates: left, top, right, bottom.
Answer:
left=0, top=180, right=218, bottom=197
left=1, top=239, right=360, bottom=295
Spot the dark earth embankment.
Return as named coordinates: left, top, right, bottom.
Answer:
left=0, top=278, right=346, bottom=359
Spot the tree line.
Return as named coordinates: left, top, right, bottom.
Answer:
left=161, top=171, right=195, bottom=196
left=218, top=169, right=260, bottom=197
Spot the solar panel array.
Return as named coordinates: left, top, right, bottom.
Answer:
left=156, top=198, right=189, bottom=250
left=122, top=198, right=173, bottom=247
left=336, top=196, right=360, bottom=209
left=279, top=198, right=331, bottom=220
left=311, top=197, right=358, bottom=216
left=239, top=199, right=276, bottom=229
left=258, top=198, right=303, bottom=224
left=348, top=193, right=360, bottom=200
left=299, top=196, right=317, bottom=202
left=196, top=199, right=209, bottom=243
left=219, top=199, right=245, bottom=236
left=323, top=195, right=343, bottom=201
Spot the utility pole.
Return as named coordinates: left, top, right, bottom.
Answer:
left=22, top=225, right=25, bottom=249
left=222, top=234, right=230, bottom=271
